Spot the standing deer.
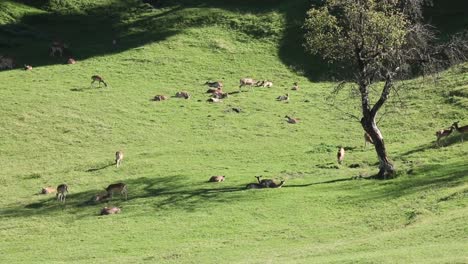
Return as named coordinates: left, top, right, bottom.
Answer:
left=452, top=121, right=468, bottom=142
left=115, top=151, right=124, bottom=167
left=435, top=126, right=453, bottom=146
left=105, top=183, right=128, bottom=200
left=56, top=184, right=69, bottom=203
left=337, top=147, right=345, bottom=164
left=91, top=75, right=107, bottom=87
left=239, top=78, right=256, bottom=91
left=364, top=132, right=374, bottom=148
left=50, top=41, right=68, bottom=57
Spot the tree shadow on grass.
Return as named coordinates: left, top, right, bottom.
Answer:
left=399, top=134, right=464, bottom=157
left=351, top=161, right=468, bottom=202
left=0, top=175, right=248, bottom=218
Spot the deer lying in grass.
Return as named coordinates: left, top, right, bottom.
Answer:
left=0, top=56, right=14, bottom=70
left=40, top=187, right=56, bottom=194
left=212, top=90, right=228, bottom=99
left=209, top=175, right=225, bottom=182
left=291, top=82, right=299, bottom=91
left=277, top=93, right=289, bottom=101
left=67, top=58, right=76, bottom=64
left=337, top=147, right=345, bottom=164
left=261, top=80, right=273, bottom=88
left=115, top=151, right=124, bottom=167
left=205, top=81, right=223, bottom=89
left=93, top=193, right=111, bottom=203
left=239, top=78, right=256, bottom=91
left=100, top=206, right=121, bottom=215
left=435, top=126, right=453, bottom=146
left=207, top=97, right=222, bottom=103
left=24, top=65, right=32, bottom=71
left=452, top=121, right=468, bottom=142
left=268, top=180, right=285, bottom=188
left=91, top=75, right=107, bottom=87
left=246, top=183, right=263, bottom=189
left=285, top=115, right=299, bottom=124
left=56, top=184, right=69, bottom=203
left=153, top=95, right=168, bottom=101
left=255, top=176, right=274, bottom=188
left=175, top=91, right=191, bottom=99
left=105, top=183, right=128, bottom=200
left=364, top=132, right=374, bottom=148
left=50, top=41, right=68, bottom=57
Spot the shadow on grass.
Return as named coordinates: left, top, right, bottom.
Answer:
left=399, top=134, right=464, bottom=157
left=352, top=161, right=468, bottom=201
left=0, top=175, right=248, bottom=218
left=86, top=162, right=115, bottom=172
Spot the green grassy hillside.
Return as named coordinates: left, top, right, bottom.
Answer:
left=0, top=0, right=467, bottom=263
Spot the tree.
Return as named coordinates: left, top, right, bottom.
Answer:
left=303, top=0, right=467, bottom=179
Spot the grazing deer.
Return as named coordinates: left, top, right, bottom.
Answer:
left=91, top=75, right=107, bottom=87
left=239, top=78, right=256, bottom=91
left=56, top=184, right=69, bottom=203
left=291, top=82, right=299, bottom=91
left=209, top=175, right=225, bottom=182
left=24, top=65, right=33, bottom=71
left=100, top=206, right=121, bottom=215
left=364, top=132, right=374, bottom=148
left=255, top=176, right=274, bottom=188
left=115, top=151, right=124, bottom=167
left=452, top=121, right=468, bottom=142
left=40, top=187, right=56, bottom=194
left=67, top=58, right=76, bottom=64
left=205, top=81, right=223, bottom=89
left=285, top=115, right=299, bottom=124
left=435, top=126, right=453, bottom=146
left=337, top=147, right=345, bottom=164
left=276, top=93, right=289, bottom=101
left=153, top=95, right=168, bottom=101
left=105, top=183, right=128, bottom=200
left=175, top=91, right=191, bottom=99
left=0, top=56, right=14, bottom=70
left=50, top=41, right=68, bottom=57
left=246, top=183, right=263, bottom=189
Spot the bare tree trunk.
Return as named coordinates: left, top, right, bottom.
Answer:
left=359, top=77, right=396, bottom=179
left=361, top=115, right=396, bottom=179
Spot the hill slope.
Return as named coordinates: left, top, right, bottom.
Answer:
left=0, top=1, right=467, bottom=263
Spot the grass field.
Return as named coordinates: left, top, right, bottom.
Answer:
left=0, top=0, right=467, bottom=263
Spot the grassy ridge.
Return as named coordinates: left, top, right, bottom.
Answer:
left=0, top=0, right=467, bottom=263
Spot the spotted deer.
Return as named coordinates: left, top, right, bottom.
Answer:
left=91, top=75, right=107, bottom=87
left=115, top=151, right=124, bottom=167
left=56, top=184, right=69, bottom=203
left=105, top=183, right=128, bottom=200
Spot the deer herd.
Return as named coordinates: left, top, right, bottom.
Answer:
left=2, top=39, right=467, bottom=216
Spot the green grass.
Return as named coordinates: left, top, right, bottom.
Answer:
left=0, top=1, right=467, bottom=263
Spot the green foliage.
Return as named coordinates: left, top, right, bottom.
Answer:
left=304, top=0, right=408, bottom=63
left=0, top=0, right=467, bottom=263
